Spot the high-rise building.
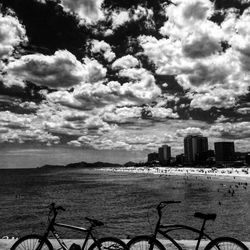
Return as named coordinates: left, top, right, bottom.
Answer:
left=147, top=152, right=159, bottom=162
left=184, top=135, right=208, bottom=163
left=214, top=142, right=235, bottom=162
left=158, top=145, right=171, bottom=164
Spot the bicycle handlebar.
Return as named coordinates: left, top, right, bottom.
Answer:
left=48, top=203, right=66, bottom=220
left=157, top=201, right=181, bottom=212
left=49, top=203, right=66, bottom=211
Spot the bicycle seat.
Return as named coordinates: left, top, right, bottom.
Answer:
left=85, top=217, right=104, bottom=227
left=194, top=212, right=217, bottom=221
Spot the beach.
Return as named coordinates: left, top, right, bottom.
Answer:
left=1, top=168, right=250, bottom=241
left=101, top=166, right=250, bottom=182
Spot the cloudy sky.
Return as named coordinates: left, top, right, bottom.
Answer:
left=1, top=0, right=250, bottom=167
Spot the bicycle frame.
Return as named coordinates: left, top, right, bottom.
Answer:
left=43, top=218, right=99, bottom=250
left=157, top=224, right=214, bottom=250
left=152, top=202, right=214, bottom=250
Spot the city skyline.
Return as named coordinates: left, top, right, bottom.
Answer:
left=1, top=0, right=250, bottom=167
left=147, top=137, right=250, bottom=168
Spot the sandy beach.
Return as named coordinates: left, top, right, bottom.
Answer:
left=102, top=166, right=250, bottom=182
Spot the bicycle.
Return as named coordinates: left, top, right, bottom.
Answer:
left=127, top=201, right=248, bottom=250
left=11, top=203, right=128, bottom=250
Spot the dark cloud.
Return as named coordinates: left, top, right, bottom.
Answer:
left=0, top=0, right=91, bottom=58
left=0, top=82, right=45, bottom=103
left=214, top=0, right=250, bottom=14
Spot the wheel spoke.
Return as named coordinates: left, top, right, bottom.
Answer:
left=206, top=238, right=247, bottom=250
left=11, top=236, right=52, bottom=250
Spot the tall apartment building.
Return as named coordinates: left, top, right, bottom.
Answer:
left=158, top=145, right=171, bottom=164
left=214, top=142, right=235, bottom=162
left=184, top=135, right=208, bottom=163
left=147, top=152, right=159, bottom=163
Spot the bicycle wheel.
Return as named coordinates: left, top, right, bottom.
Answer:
left=88, top=237, right=128, bottom=250
left=204, top=237, right=248, bottom=250
left=11, top=234, right=53, bottom=250
left=127, top=235, right=165, bottom=250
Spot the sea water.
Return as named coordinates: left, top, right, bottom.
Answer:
left=0, top=168, right=249, bottom=240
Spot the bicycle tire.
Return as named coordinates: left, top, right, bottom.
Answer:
left=204, top=236, right=248, bottom=250
left=127, top=235, right=165, bottom=250
left=11, top=234, right=53, bottom=250
left=88, top=237, right=128, bottom=250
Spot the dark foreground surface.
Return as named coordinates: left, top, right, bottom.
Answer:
left=2, top=239, right=250, bottom=250
left=0, top=168, right=250, bottom=240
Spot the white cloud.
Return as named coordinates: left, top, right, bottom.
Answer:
left=149, top=107, right=179, bottom=119
left=67, top=140, right=83, bottom=147
left=176, top=127, right=203, bottom=137
left=110, top=6, right=154, bottom=30
left=0, top=111, right=60, bottom=144
left=48, top=73, right=161, bottom=109
left=5, top=50, right=85, bottom=88
left=118, top=68, right=149, bottom=80
left=209, top=122, right=250, bottom=139
left=189, top=89, right=238, bottom=110
left=82, top=58, right=107, bottom=83
left=101, top=106, right=142, bottom=124
left=90, top=40, right=116, bottom=62
left=112, top=10, right=130, bottom=29
left=84, top=116, right=112, bottom=131
left=138, top=0, right=250, bottom=111
left=61, top=0, right=104, bottom=23
left=5, top=51, right=107, bottom=88
left=164, top=0, right=214, bottom=27
left=237, top=107, right=250, bottom=114
left=0, top=13, right=27, bottom=59
left=112, top=55, right=139, bottom=70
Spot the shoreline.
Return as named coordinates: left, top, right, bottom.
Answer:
left=101, top=166, right=250, bottom=182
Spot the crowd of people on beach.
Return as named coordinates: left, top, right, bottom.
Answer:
left=102, top=166, right=250, bottom=181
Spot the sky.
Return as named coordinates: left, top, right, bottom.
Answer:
left=1, top=0, right=250, bottom=167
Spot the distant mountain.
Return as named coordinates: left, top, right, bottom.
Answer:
left=124, top=161, right=137, bottom=167
left=39, top=161, right=122, bottom=169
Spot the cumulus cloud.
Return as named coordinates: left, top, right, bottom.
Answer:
left=176, top=127, right=203, bottom=137
left=237, top=107, right=250, bottom=114
left=0, top=13, right=27, bottom=59
left=82, top=58, right=107, bottom=83
left=101, top=106, right=142, bottom=124
left=90, top=40, right=116, bottom=62
left=226, top=8, right=250, bottom=72
left=3, top=0, right=250, bottom=154
left=0, top=111, right=60, bottom=144
left=111, top=10, right=130, bottom=29
left=110, top=6, right=154, bottom=30
left=5, top=50, right=107, bottom=88
left=138, top=0, right=250, bottom=111
left=188, top=89, right=238, bottom=110
left=67, top=140, right=82, bottom=147
left=112, top=55, right=139, bottom=70
left=118, top=68, right=149, bottom=80
left=60, top=0, right=104, bottom=23
left=148, top=107, right=179, bottom=119
left=48, top=73, right=161, bottom=109
left=5, top=50, right=85, bottom=88
left=0, top=111, right=34, bottom=130
left=0, top=128, right=60, bottom=144
left=209, top=122, right=250, bottom=139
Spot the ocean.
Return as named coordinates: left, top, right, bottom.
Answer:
left=0, top=168, right=250, bottom=241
